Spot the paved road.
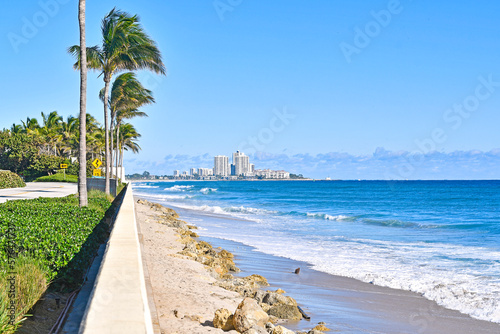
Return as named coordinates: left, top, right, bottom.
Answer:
left=0, top=182, right=78, bottom=203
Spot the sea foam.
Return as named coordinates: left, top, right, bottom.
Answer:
left=200, top=187, right=218, bottom=194
left=306, top=212, right=352, bottom=221
left=197, top=227, right=500, bottom=324
left=164, top=185, right=194, bottom=192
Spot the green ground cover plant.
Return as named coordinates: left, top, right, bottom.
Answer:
left=0, top=188, right=125, bottom=332
left=0, top=171, right=25, bottom=189
left=0, top=191, right=112, bottom=290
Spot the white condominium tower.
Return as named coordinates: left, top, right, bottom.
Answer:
left=198, top=168, right=213, bottom=176
left=214, top=155, right=230, bottom=176
left=233, top=151, right=250, bottom=176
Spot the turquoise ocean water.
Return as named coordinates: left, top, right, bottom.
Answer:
left=132, top=180, right=500, bottom=323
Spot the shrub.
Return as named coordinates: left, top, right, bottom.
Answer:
left=66, top=160, right=94, bottom=177
left=0, top=171, right=25, bottom=189
left=0, top=256, right=48, bottom=333
left=0, top=133, right=64, bottom=180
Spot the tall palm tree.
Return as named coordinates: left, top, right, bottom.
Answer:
left=78, top=0, right=88, bottom=206
left=115, top=108, right=148, bottom=173
left=117, top=122, right=141, bottom=169
left=68, top=7, right=165, bottom=194
left=104, top=72, right=154, bottom=180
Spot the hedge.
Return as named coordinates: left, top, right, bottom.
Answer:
left=35, top=174, right=78, bottom=183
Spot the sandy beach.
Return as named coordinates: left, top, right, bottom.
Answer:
left=135, top=198, right=500, bottom=334
left=135, top=199, right=242, bottom=334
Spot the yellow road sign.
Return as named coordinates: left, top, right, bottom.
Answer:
left=92, top=158, right=102, bottom=169
left=93, top=169, right=102, bottom=177
left=60, top=163, right=68, bottom=169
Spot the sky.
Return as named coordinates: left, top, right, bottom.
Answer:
left=1, top=0, right=500, bottom=179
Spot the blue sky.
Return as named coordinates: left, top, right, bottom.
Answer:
left=1, top=1, right=499, bottom=179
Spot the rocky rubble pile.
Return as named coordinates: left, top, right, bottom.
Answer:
left=213, top=297, right=331, bottom=334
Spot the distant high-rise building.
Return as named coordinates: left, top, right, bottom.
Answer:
left=190, top=168, right=197, bottom=176
left=232, top=151, right=250, bottom=176
left=214, top=155, right=229, bottom=176
left=198, top=168, right=213, bottom=176
left=173, top=170, right=180, bottom=177
left=254, top=169, right=290, bottom=179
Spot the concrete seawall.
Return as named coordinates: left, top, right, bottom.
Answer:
left=87, top=178, right=118, bottom=197
left=78, top=185, right=154, bottom=333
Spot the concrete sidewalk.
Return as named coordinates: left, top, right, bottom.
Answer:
left=78, top=186, right=154, bottom=333
left=0, top=182, right=78, bottom=203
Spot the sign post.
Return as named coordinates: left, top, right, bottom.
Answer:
left=92, top=158, right=102, bottom=169
left=60, top=163, right=68, bottom=180
left=92, top=158, right=103, bottom=178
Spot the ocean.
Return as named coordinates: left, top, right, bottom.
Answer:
left=132, top=180, right=500, bottom=324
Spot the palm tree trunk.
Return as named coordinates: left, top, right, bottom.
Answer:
left=120, top=146, right=124, bottom=171
left=103, top=76, right=111, bottom=195
left=116, top=122, right=120, bottom=181
left=110, top=113, right=114, bottom=179
left=119, top=135, right=124, bottom=172
left=78, top=0, right=88, bottom=207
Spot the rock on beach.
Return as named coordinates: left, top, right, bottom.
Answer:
left=233, top=298, right=269, bottom=333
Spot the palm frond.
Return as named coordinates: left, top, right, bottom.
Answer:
left=67, top=45, right=103, bottom=71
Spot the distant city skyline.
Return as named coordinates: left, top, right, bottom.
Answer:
left=126, top=148, right=500, bottom=180
left=170, top=151, right=290, bottom=179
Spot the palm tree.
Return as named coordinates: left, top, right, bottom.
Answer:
left=68, top=8, right=165, bottom=194
left=40, top=111, right=62, bottom=155
left=20, top=117, right=41, bottom=136
left=78, top=0, right=88, bottom=207
left=117, top=122, right=141, bottom=169
left=103, top=72, right=154, bottom=180
left=75, top=113, right=104, bottom=160
left=10, top=124, right=22, bottom=134
left=115, top=108, right=148, bottom=174
left=87, top=127, right=105, bottom=160
left=57, top=116, right=78, bottom=157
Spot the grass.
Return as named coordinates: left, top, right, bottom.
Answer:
left=117, top=181, right=126, bottom=194
left=34, top=174, right=78, bottom=183
left=0, top=256, right=48, bottom=334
